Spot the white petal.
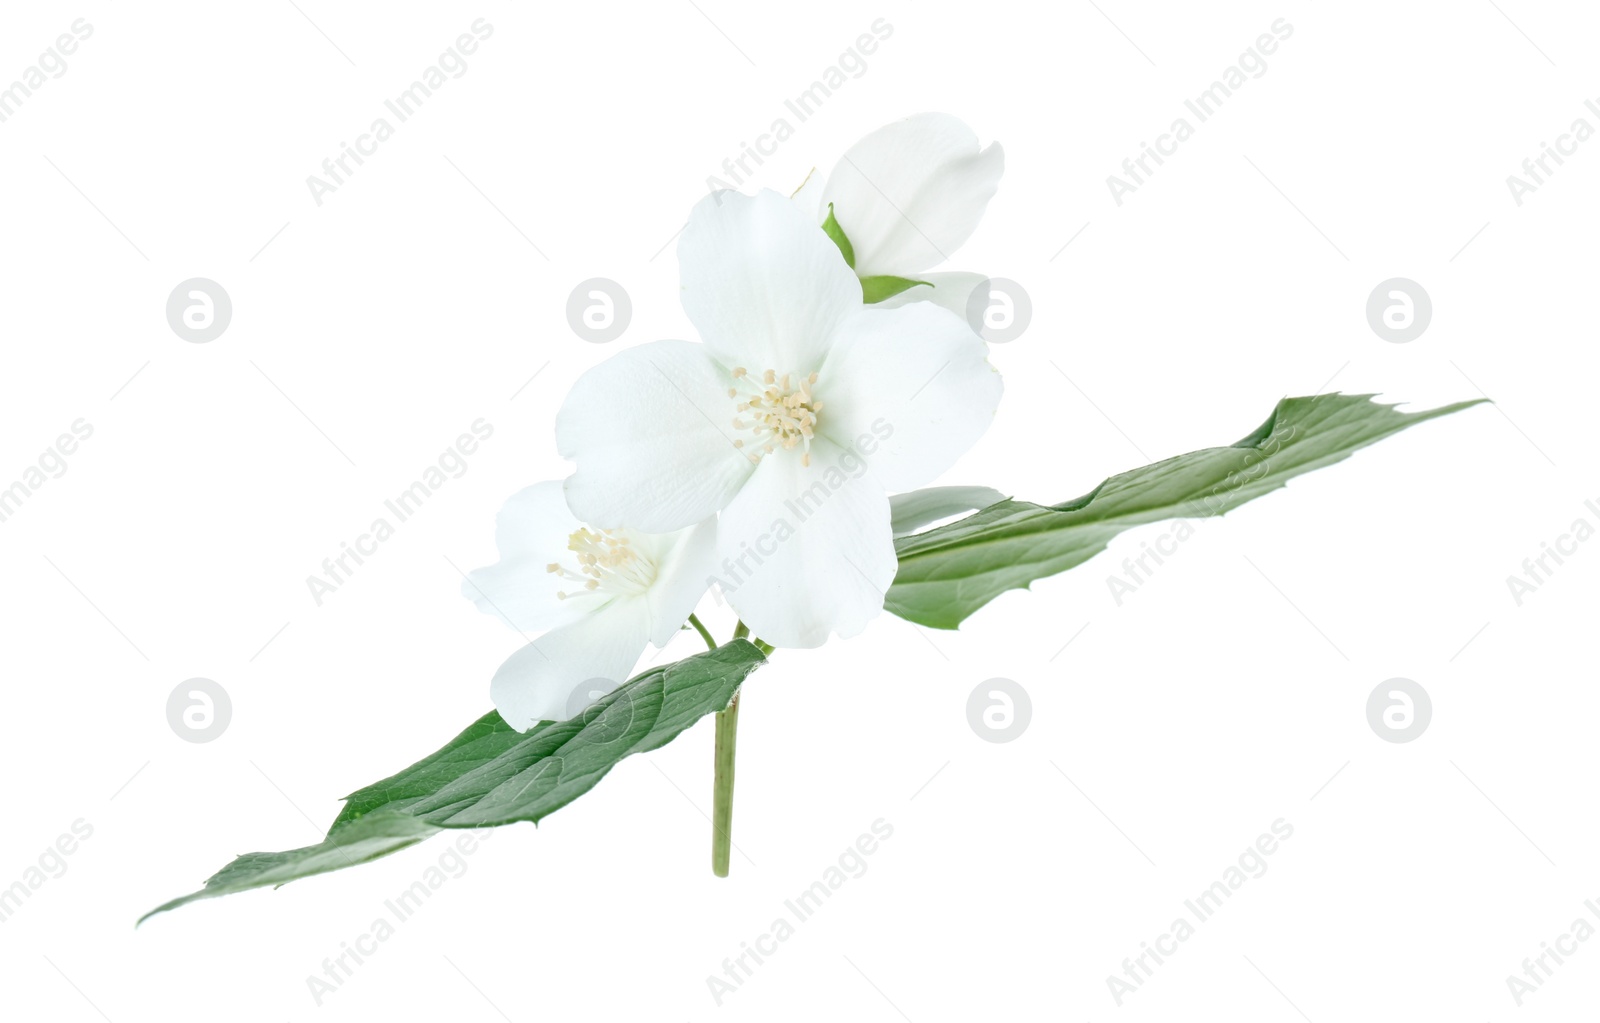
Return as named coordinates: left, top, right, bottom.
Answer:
left=557, top=340, right=753, bottom=532
left=489, top=598, right=652, bottom=731
left=816, top=303, right=1003, bottom=492
left=822, top=113, right=1004, bottom=277
left=462, top=481, right=602, bottom=633
left=889, top=485, right=1007, bottom=537
left=874, top=271, right=991, bottom=322
left=639, top=516, right=719, bottom=647
left=713, top=436, right=895, bottom=648
left=678, top=189, right=860, bottom=373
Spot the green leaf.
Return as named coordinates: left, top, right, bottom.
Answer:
left=885, top=393, right=1487, bottom=629
left=822, top=202, right=855, bottom=269
left=137, top=812, right=440, bottom=925
left=140, top=640, right=767, bottom=923
left=860, top=274, right=931, bottom=304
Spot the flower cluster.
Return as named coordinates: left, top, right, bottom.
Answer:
left=464, top=113, right=1006, bottom=730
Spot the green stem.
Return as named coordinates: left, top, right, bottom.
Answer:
left=732, top=620, right=749, bottom=641
left=712, top=693, right=740, bottom=878
left=687, top=613, right=717, bottom=651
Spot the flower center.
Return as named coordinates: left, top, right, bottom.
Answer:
left=547, top=527, right=654, bottom=599
left=728, top=367, right=822, bottom=467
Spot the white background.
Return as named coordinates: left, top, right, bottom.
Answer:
left=1, top=1, right=1595, bottom=1019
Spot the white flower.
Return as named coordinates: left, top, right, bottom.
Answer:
left=793, top=112, right=1005, bottom=315
left=556, top=188, right=1003, bottom=648
left=462, top=481, right=716, bottom=730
